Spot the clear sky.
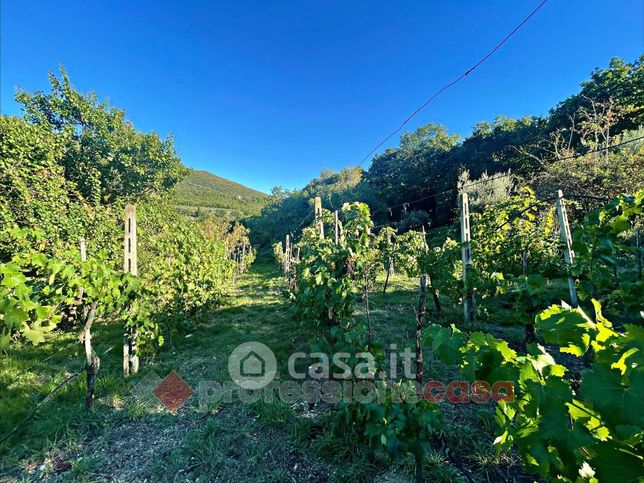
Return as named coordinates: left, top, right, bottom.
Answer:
left=1, top=1, right=642, bottom=193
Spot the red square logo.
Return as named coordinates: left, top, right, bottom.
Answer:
left=153, top=371, right=193, bottom=414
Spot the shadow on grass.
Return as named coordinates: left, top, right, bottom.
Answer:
left=0, top=261, right=306, bottom=471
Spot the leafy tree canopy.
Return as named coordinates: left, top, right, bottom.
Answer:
left=16, top=68, right=187, bottom=204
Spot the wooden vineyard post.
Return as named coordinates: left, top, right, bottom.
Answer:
left=520, top=250, right=536, bottom=345
left=123, top=204, right=139, bottom=376
left=284, top=234, right=290, bottom=276
left=461, top=192, right=474, bottom=324
left=79, top=213, right=97, bottom=409
left=74, top=238, right=88, bottom=319
left=237, top=250, right=241, bottom=275
left=314, top=196, right=324, bottom=239
left=415, top=275, right=426, bottom=391
left=421, top=226, right=442, bottom=315
left=415, top=275, right=427, bottom=483
left=637, top=228, right=642, bottom=280
left=555, top=190, right=579, bottom=308
left=387, top=232, right=394, bottom=276
left=80, top=304, right=99, bottom=410
left=364, top=269, right=372, bottom=347
left=383, top=232, right=395, bottom=295
left=334, top=210, right=339, bottom=245
left=427, top=273, right=441, bottom=315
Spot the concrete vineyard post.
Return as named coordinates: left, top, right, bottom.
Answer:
left=421, top=225, right=428, bottom=252
left=461, top=192, right=474, bottom=324
left=79, top=238, right=87, bottom=262
left=123, top=204, right=139, bottom=376
left=555, top=190, right=579, bottom=308
left=123, top=205, right=138, bottom=276
left=334, top=210, right=339, bottom=245
left=288, top=238, right=292, bottom=275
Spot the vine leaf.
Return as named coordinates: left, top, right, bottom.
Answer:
left=581, top=364, right=644, bottom=430
left=590, top=440, right=644, bottom=483
left=535, top=305, right=594, bottom=357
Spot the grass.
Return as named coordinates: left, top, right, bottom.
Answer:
left=0, top=262, right=532, bottom=482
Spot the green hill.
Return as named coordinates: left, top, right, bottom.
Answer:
left=173, top=169, right=269, bottom=217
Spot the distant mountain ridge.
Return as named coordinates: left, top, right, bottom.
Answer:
left=174, top=169, right=269, bottom=217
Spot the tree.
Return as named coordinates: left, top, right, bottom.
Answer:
left=548, top=56, right=644, bottom=142
left=450, top=116, right=546, bottom=175
left=532, top=127, right=644, bottom=209
left=458, top=169, right=515, bottom=209
left=0, top=116, right=118, bottom=258
left=367, top=123, right=460, bottom=224
left=16, top=68, right=187, bottom=204
left=247, top=55, right=643, bottom=245
left=246, top=168, right=384, bottom=249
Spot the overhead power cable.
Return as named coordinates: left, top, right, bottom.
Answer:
left=293, top=136, right=643, bottom=237
left=356, top=0, right=549, bottom=167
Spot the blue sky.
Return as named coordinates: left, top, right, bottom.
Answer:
left=1, top=1, right=642, bottom=193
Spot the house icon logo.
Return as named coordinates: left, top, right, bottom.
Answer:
left=240, top=351, right=264, bottom=377
left=228, top=341, right=276, bottom=389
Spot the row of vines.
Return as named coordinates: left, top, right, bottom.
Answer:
left=0, top=73, right=255, bottom=404
left=276, top=187, right=643, bottom=481
left=0, top=204, right=255, bottom=353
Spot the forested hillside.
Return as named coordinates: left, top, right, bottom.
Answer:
left=247, top=56, right=643, bottom=247
left=174, top=169, right=268, bottom=217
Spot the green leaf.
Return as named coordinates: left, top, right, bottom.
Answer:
left=590, top=440, right=643, bottom=483
left=424, top=324, right=465, bottom=365
left=35, top=305, right=52, bottom=321
left=21, top=325, right=47, bottom=345
left=535, top=305, right=594, bottom=357
left=0, top=330, right=10, bottom=350
left=581, top=364, right=644, bottom=430
left=3, top=306, right=29, bottom=329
